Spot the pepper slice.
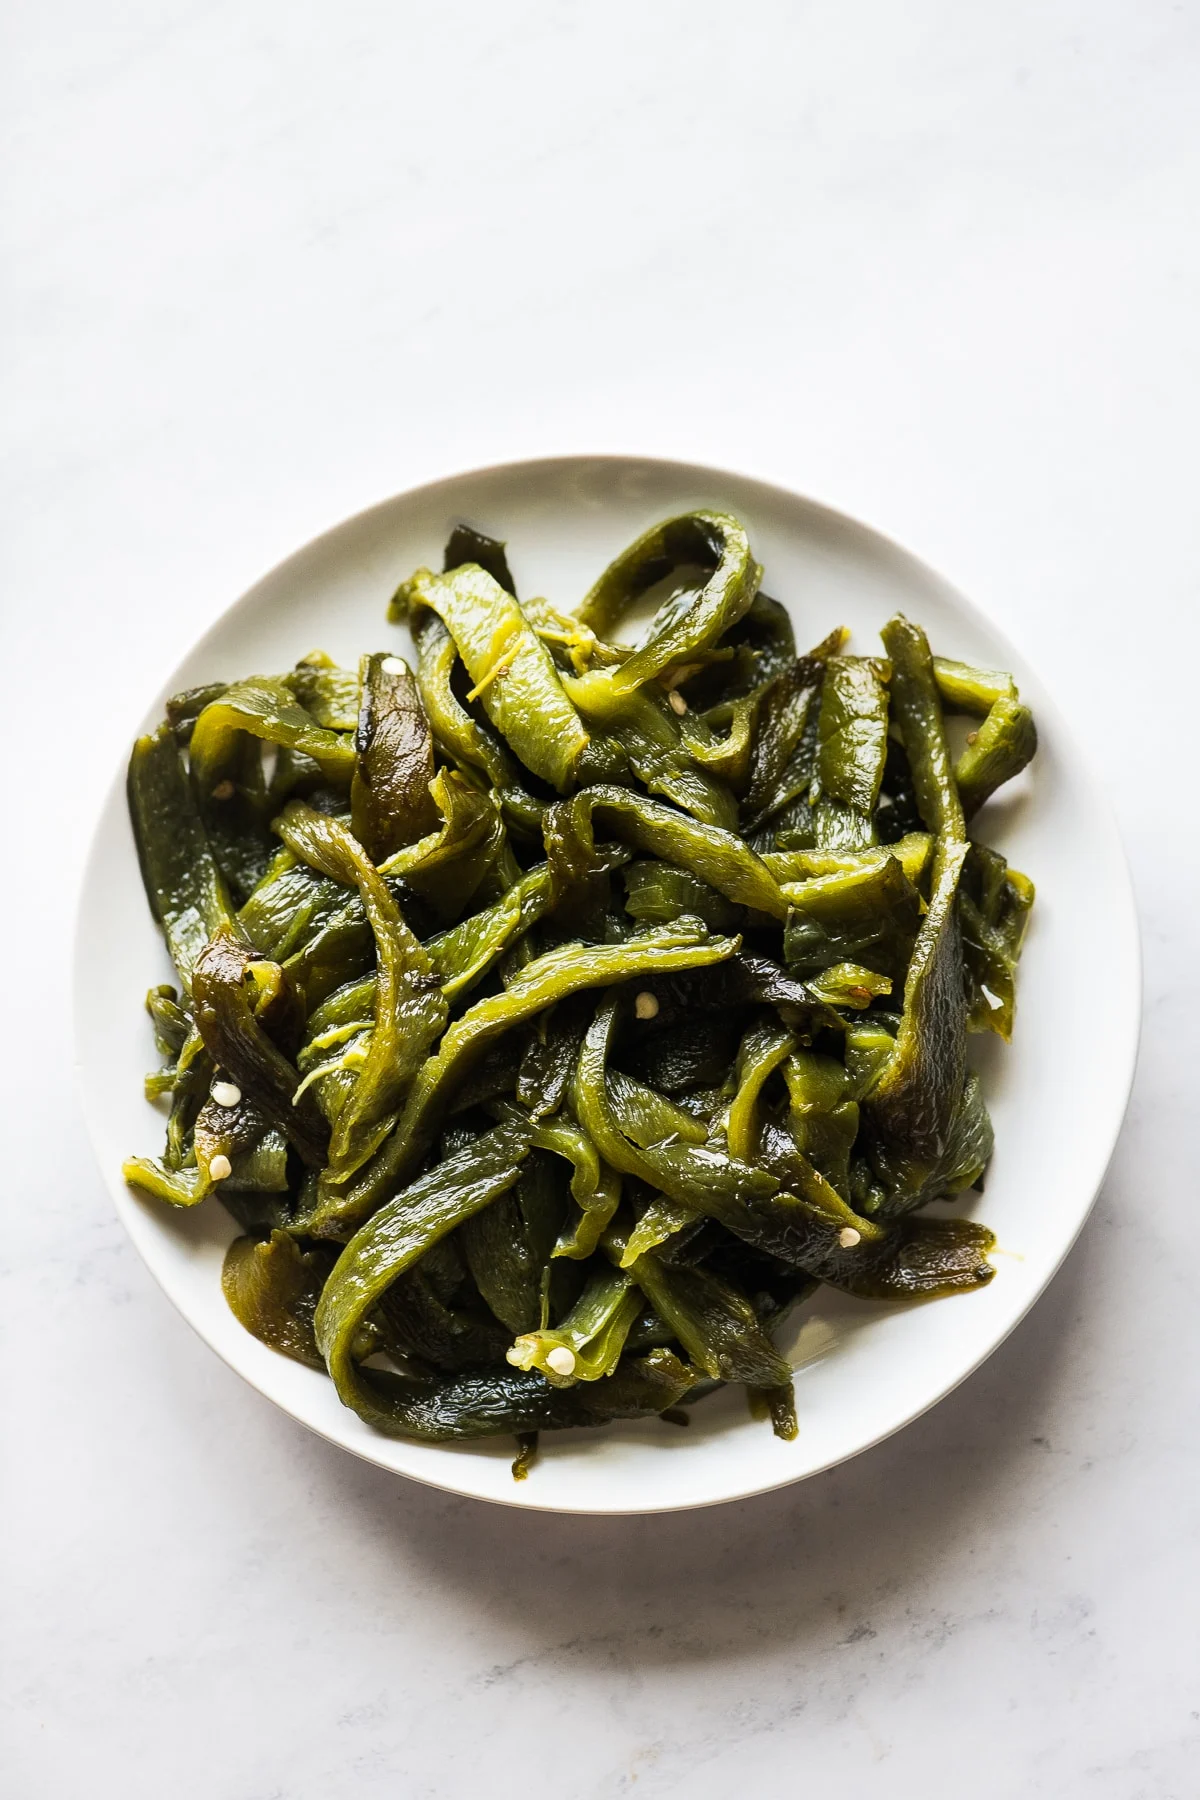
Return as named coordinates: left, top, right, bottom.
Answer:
left=393, top=565, right=589, bottom=791
left=350, top=651, right=438, bottom=858
left=127, top=726, right=239, bottom=988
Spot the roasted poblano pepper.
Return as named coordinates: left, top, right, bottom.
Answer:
left=126, top=510, right=1033, bottom=1469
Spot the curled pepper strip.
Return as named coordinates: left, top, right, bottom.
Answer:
left=568, top=511, right=760, bottom=712
left=544, top=785, right=789, bottom=919
left=189, top=676, right=357, bottom=790
left=321, top=925, right=741, bottom=1238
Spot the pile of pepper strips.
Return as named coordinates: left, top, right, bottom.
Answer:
left=125, top=512, right=1035, bottom=1469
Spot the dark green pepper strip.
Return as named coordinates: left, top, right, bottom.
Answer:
left=321, top=926, right=740, bottom=1238
left=315, top=1348, right=695, bottom=1443
left=523, top=1110, right=622, bottom=1260
left=954, top=697, right=1038, bottom=818
left=622, top=859, right=741, bottom=934
left=741, top=630, right=844, bottom=829
left=544, top=785, right=788, bottom=919
left=783, top=1049, right=859, bottom=1195
left=933, top=657, right=1016, bottom=717
left=192, top=927, right=329, bottom=1168
left=273, top=802, right=447, bottom=1186
left=165, top=681, right=228, bottom=744
left=282, top=651, right=360, bottom=730
left=619, top=1244, right=792, bottom=1389
left=782, top=849, right=921, bottom=980
left=960, top=848, right=1035, bottom=1040
left=444, top=521, right=517, bottom=594
left=238, top=850, right=349, bottom=962
left=189, top=677, right=356, bottom=790
left=568, top=511, right=760, bottom=710
left=572, top=997, right=781, bottom=1247
left=194, top=1092, right=289, bottom=1195
left=313, top=1116, right=533, bottom=1429
left=459, top=1188, right=546, bottom=1336
left=568, top=681, right=738, bottom=829
left=222, top=1231, right=337, bottom=1369
left=816, top=655, right=891, bottom=816
left=350, top=652, right=438, bottom=859
left=393, top=565, right=588, bottom=791
left=506, top=1263, right=641, bottom=1385
left=127, top=725, right=239, bottom=988
left=724, top=1022, right=795, bottom=1164
left=408, top=613, right=545, bottom=837
left=862, top=840, right=972, bottom=1207
left=880, top=615, right=965, bottom=842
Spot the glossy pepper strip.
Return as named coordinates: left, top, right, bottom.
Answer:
left=619, top=1243, right=793, bottom=1391
left=319, top=925, right=740, bottom=1237
left=408, top=613, right=545, bottom=837
left=506, top=1263, right=642, bottom=1385
left=862, top=840, right=974, bottom=1207
left=189, top=677, right=357, bottom=790
left=273, top=801, right=447, bottom=1187
left=393, top=565, right=589, bottom=791
left=127, top=726, right=239, bottom=987
left=954, top=696, right=1038, bottom=818
left=192, top=927, right=329, bottom=1167
left=568, top=511, right=760, bottom=711
left=879, top=615, right=965, bottom=842
left=314, top=1116, right=534, bottom=1429
left=350, top=652, right=438, bottom=858
left=544, top=785, right=788, bottom=919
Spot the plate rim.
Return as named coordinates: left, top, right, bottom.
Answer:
left=72, top=451, right=1143, bottom=1514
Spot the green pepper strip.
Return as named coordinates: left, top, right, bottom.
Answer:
left=318, top=926, right=741, bottom=1238
left=933, top=657, right=1016, bottom=716
left=394, top=565, right=589, bottom=792
left=880, top=615, right=965, bottom=842
left=127, top=726, right=239, bottom=988
left=506, top=1264, right=642, bottom=1386
left=568, top=511, right=760, bottom=710
left=725, top=1022, right=795, bottom=1164
left=524, top=1111, right=622, bottom=1260
left=349, top=651, right=438, bottom=859
left=863, top=839, right=970, bottom=1203
left=816, top=655, right=891, bottom=816
left=273, top=802, right=448, bottom=1187
left=192, top=927, right=329, bottom=1167
left=189, top=677, right=356, bottom=790
left=314, top=1116, right=533, bottom=1426
left=544, top=785, right=788, bottom=919
left=954, top=697, right=1038, bottom=818
left=222, top=1231, right=336, bottom=1370
left=408, top=613, right=545, bottom=836
left=620, top=1245, right=792, bottom=1389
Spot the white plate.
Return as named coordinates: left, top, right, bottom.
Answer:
left=74, top=455, right=1140, bottom=1514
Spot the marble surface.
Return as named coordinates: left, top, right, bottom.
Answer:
left=3, top=3, right=1197, bottom=1793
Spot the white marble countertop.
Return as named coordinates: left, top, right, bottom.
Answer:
left=4, top=4, right=1197, bottom=1794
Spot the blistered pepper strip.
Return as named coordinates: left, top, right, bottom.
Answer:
left=316, top=925, right=741, bottom=1238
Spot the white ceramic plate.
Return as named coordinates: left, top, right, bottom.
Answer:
left=74, top=455, right=1140, bottom=1514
